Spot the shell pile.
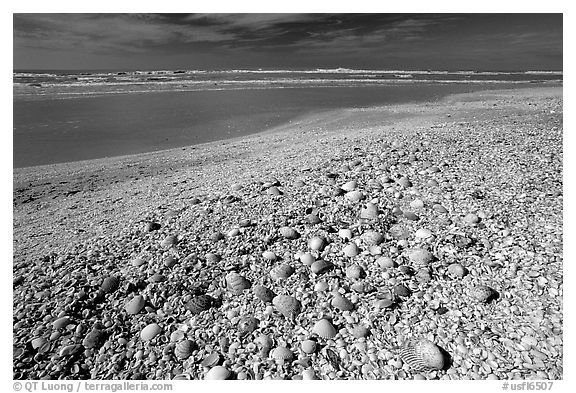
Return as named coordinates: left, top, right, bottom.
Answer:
left=12, top=88, right=562, bottom=380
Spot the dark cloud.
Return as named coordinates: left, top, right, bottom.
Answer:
left=13, top=13, right=562, bottom=70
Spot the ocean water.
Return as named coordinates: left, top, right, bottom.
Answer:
left=12, top=71, right=562, bottom=168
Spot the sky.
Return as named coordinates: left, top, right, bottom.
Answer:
left=13, top=13, right=563, bottom=71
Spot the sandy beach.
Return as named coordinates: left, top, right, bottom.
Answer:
left=13, top=86, right=563, bottom=380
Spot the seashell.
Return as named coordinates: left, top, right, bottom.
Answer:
left=471, top=285, right=497, bottom=302
left=314, top=280, right=328, bottom=292
left=226, top=272, right=251, bottom=294
left=361, top=231, right=384, bottom=246
left=343, top=243, right=360, bottom=257
left=59, top=344, right=82, bottom=357
left=447, top=263, right=467, bottom=278
left=100, top=276, right=120, bottom=294
left=415, top=228, right=433, bottom=239
left=271, top=346, right=294, bottom=362
left=416, top=269, right=432, bottom=283
left=239, top=219, right=252, bottom=227
left=145, top=221, right=161, bottom=232
left=345, top=190, right=364, bottom=202
left=312, top=319, right=337, bottom=339
left=394, top=284, right=411, bottom=297
left=255, top=333, right=273, bottom=357
left=279, top=227, right=300, bottom=239
left=52, top=316, right=71, bottom=330
left=262, top=251, right=277, bottom=261
left=302, top=368, right=319, bottom=380
left=160, top=235, right=178, bottom=249
left=360, top=203, right=379, bottom=219
left=398, top=265, right=415, bottom=276
left=351, top=325, right=370, bottom=338
left=397, top=176, right=412, bottom=188
left=338, top=228, right=353, bottom=240
left=201, top=352, right=221, bottom=368
left=399, top=339, right=445, bottom=371
left=228, top=228, right=240, bottom=237
left=407, top=248, right=434, bottom=266
left=205, top=366, right=232, bottom=380
left=170, top=330, right=185, bottom=342
left=391, top=206, right=404, bottom=216
left=306, top=214, right=322, bottom=224
left=172, top=374, right=191, bottom=380
left=346, top=265, right=365, bottom=280
left=376, top=299, right=395, bottom=309
left=410, top=199, right=425, bottom=209
left=272, top=295, right=302, bottom=319
left=253, top=285, right=275, bottom=303
left=164, top=256, right=177, bottom=268
left=205, top=253, right=221, bottom=264
left=377, top=256, right=395, bottom=268
left=210, top=232, right=225, bottom=242
left=82, top=329, right=106, bottom=349
left=300, top=253, right=315, bottom=266
left=266, top=186, right=282, bottom=196
left=432, top=204, right=448, bottom=214
left=311, top=259, right=333, bottom=275
left=301, top=340, right=317, bottom=354
left=270, top=264, right=294, bottom=280
left=309, top=236, right=327, bottom=251
left=464, top=213, right=480, bottom=225
left=403, top=211, right=419, bottom=221
left=140, top=323, right=162, bottom=341
left=149, top=273, right=166, bottom=283
left=31, top=337, right=47, bottom=350
left=185, top=295, right=214, bottom=314
left=331, top=294, right=354, bottom=311
left=132, top=258, right=146, bottom=267
left=341, top=180, right=357, bottom=191
left=238, top=316, right=260, bottom=337
left=175, top=340, right=197, bottom=359
left=350, top=281, right=374, bottom=293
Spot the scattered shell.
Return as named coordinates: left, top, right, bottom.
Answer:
left=31, top=337, right=47, bottom=350
left=174, top=340, right=196, bottom=360
left=205, top=253, right=221, bottom=264
left=279, top=227, right=300, bottom=239
left=338, top=228, right=353, bottom=240
left=238, top=317, right=260, bottom=337
left=403, top=211, right=420, bottom=221
left=350, top=282, right=374, bottom=293
left=343, top=243, right=360, bottom=257
left=302, top=368, right=319, bottom=380
left=100, top=276, right=120, bottom=294
left=415, top=228, right=433, bottom=239
left=314, top=281, right=329, bottom=292
left=432, top=204, right=448, bottom=214
left=397, top=176, right=412, bottom=188
left=416, top=269, right=432, bottom=283
left=255, top=334, right=273, bottom=357
left=305, top=214, right=322, bottom=224
left=360, top=203, right=379, bottom=219
left=145, top=221, right=161, bottom=232
left=309, top=236, right=327, bottom=251
left=407, top=248, right=434, bottom=266
left=341, top=180, right=357, bottom=191
left=410, top=199, right=425, bottom=209
left=170, top=330, right=185, bottom=342
left=253, top=285, right=275, bottom=303
left=394, top=284, right=411, bottom=297
left=399, top=339, right=445, bottom=371
left=82, top=329, right=106, bottom=349
left=376, top=299, right=394, bottom=309
left=331, top=294, right=354, bottom=311
left=185, top=295, right=214, bottom=314
left=262, top=251, right=277, bottom=261
left=471, top=285, right=498, bottom=302
left=361, top=231, right=384, bottom=246
left=311, top=259, right=333, bottom=274
left=52, top=316, right=71, bottom=330
left=271, top=346, right=294, bottom=362
left=148, top=273, right=166, bottom=283
left=160, top=235, right=178, bottom=249
left=346, top=265, right=366, bottom=280
left=351, top=325, right=370, bottom=338
left=312, top=319, right=337, bottom=339
left=210, top=232, right=224, bottom=242
left=59, top=344, right=81, bottom=357
left=301, top=340, right=317, bottom=354
left=140, top=323, right=162, bottom=341
left=205, top=366, right=232, bottom=380
left=447, top=263, right=467, bottom=278
left=272, top=295, right=302, bottom=319
left=464, top=213, right=480, bottom=225
left=132, top=258, right=146, bottom=267
left=377, top=256, right=395, bottom=268
left=300, top=253, right=315, bottom=266
left=345, top=190, right=364, bottom=202
left=226, top=272, right=251, bottom=294
left=200, top=352, right=221, bottom=368
left=270, top=264, right=294, bottom=280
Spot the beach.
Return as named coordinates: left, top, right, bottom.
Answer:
left=13, top=85, right=563, bottom=380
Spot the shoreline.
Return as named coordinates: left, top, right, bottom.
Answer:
left=13, top=85, right=563, bottom=380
